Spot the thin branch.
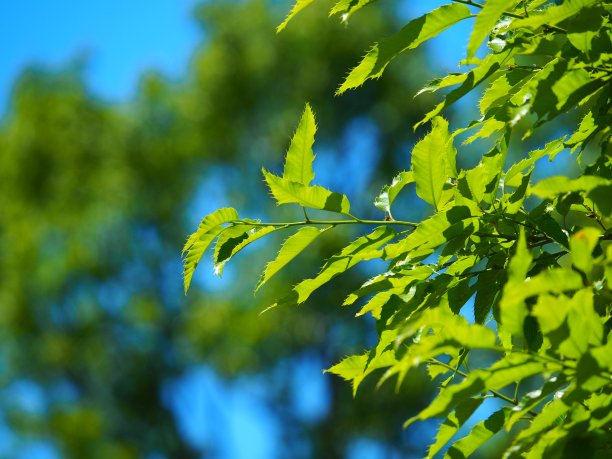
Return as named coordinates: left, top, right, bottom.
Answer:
left=450, top=0, right=567, bottom=33
left=428, top=358, right=538, bottom=416
left=231, top=217, right=418, bottom=228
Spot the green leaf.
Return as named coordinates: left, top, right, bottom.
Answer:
left=214, top=225, right=278, bottom=276
left=444, top=408, right=511, bottom=459
left=530, top=203, right=569, bottom=249
left=559, top=289, right=604, bottom=359
left=255, top=226, right=328, bottom=293
left=473, top=269, right=504, bottom=324
left=508, top=0, right=600, bottom=32
left=384, top=205, right=479, bottom=260
left=214, top=224, right=256, bottom=267
left=337, top=3, right=471, bottom=94
left=463, top=143, right=505, bottom=205
left=566, top=6, right=606, bottom=54
left=498, top=230, right=532, bottom=335
left=502, top=268, right=584, bottom=337
left=183, top=208, right=240, bottom=293
left=269, top=226, right=396, bottom=308
left=412, top=117, right=456, bottom=210
left=326, top=329, right=397, bottom=395
left=416, top=73, right=468, bottom=97
left=530, top=175, right=611, bottom=198
left=504, top=137, right=566, bottom=187
left=479, top=68, right=531, bottom=116
left=467, top=0, right=521, bottom=58
left=374, top=171, right=414, bottom=214
left=183, top=207, right=240, bottom=255
left=329, top=0, right=376, bottom=19
left=343, top=265, right=433, bottom=306
left=263, top=169, right=351, bottom=214
left=426, top=397, right=485, bottom=459
left=569, top=227, right=601, bottom=274
left=276, top=0, right=316, bottom=33
left=416, top=50, right=512, bottom=129
left=404, top=376, right=486, bottom=428
left=283, top=103, right=316, bottom=186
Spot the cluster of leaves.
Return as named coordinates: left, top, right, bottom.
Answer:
left=185, top=0, right=612, bottom=457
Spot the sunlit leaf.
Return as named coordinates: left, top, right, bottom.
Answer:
left=276, top=0, right=316, bottom=33
left=283, top=103, right=316, bottom=185
left=426, top=397, right=485, bottom=458
left=467, top=0, right=521, bottom=58
left=255, top=226, right=329, bottom=293
left=268, top=226, right=396, bottom=309
left=263, top=169, right=351, bottom=214
left=412, top=117, right=456, bottom=210
left=444, top=408, right=511, bottom=458
left=374, top=171, right=414, bottom=214
left=337, top=3, right=471, bottom=94
left=183, top=207, right=239, bottom=293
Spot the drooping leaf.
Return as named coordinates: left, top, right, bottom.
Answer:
left=343, top=265, right=433, bottom=306
left=479, top=67, right=531, bottom=115
left=504, top=137, right=566, bottom=187
left=462, top=142, right=506, bottom=205
left=404, top=375, right=487, bottom=428
left=443, top=408, right=511, bottom=459
left=426, top=397, right=486, bottom=459
left=214, top=225, right=279, bottom=276
left=276, top=0, right=316, bottom=33
left=416, top=50, right=512, bottom=129
left=283, top=103, right=316, bottom=186
left=263, top=169, right=351, bottom=214
left=326, top=330, right=398, bottom=395
left=183, top=207, right=239, bottom=294
left=268, top=226, right=396, bottom=309
left=214, top=223, right=256, bottom=267
left=255, top=226, right=328, bottom=293
left=383, top=205, right=479, bottom=260
left=337, top=3, right=471, bottom=94
left=467, top=0, right=521, bottom=58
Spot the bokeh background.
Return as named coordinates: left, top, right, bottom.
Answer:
left=0, top=1, right=581, bottom=458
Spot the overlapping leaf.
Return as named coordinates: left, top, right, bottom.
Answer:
left=337, top=3, right=471, bottom=94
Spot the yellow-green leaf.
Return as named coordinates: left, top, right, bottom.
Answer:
left=412, top=117, right=455, bottom=210
left=276, top=0, right=316, bottom=33
left=467, top=0, right=521, bottom=58
left=263, top=169, right=351, bottom=214
left=255, top=226, right=328, bottom=293
left=337, top=3, right=471, bottom=94
left=283, top=103, right=316, bottom=186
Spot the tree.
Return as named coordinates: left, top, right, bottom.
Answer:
left=0, top=2, right=438, bottom=457
left=185, top=0, right=612, bottom=457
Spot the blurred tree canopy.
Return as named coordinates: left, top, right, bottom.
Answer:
left=0, top=1, right=439, bottom=458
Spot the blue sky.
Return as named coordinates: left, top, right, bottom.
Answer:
left=0, top=0, right=201, bottom=111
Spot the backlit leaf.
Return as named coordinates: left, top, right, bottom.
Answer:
left=283, top=103, right=316, bottom=186
left=467, top=0, right=521, bottom=58
left=263, top=169, right=351, bottom=214
left=337, top=3, right=471, bottom=94
left=255, top=226, right=328, bottom=293
left=276, top=0, right=316, bottom=33
left=412, top=117, right=456, bottom=210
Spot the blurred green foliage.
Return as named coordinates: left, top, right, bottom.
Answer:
left=0, top=1, right=437, bottom=457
